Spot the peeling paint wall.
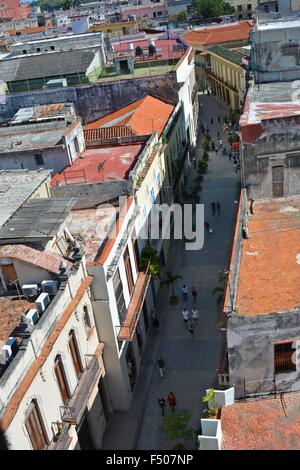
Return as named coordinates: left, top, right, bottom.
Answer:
left=241, top=116, right=300, bottom=199
left=227, top=310, right=300, bottom=398
left=251, top=24, right=300, bottom=83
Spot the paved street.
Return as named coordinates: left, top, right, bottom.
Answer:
left=102, top=95, right=239, bottom=450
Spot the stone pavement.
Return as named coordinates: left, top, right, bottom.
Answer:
left=102, top=95, right=239, bottom=450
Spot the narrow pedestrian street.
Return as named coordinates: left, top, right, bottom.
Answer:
left=102, top=95, right=240, bottom=450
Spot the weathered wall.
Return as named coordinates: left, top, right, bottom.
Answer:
left=0, top=75, right=179, bottom=124
left=250, top=25, right=300, bottom=82
left=227, top=309, right=300, bottom=398
left=241, top=116, right=300, bottom=199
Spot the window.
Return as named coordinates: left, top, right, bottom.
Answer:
left=54, top=355, right=70, bottom=404
left=50, top=45, right=55, bottom=51
left=25, top=400, right=48, bottom=450
left=124, top=246, right=134, bottom=296
left=23, top=49, right=27, bottom=54
left=113, top=269, right=126, bottom=324
left=153, top=12, right=157, bottom=17
left=74, top=136, right=80, bottom=154
left=34, top=154, right=44, bottom=166
left=68, top=330, right=83, bottom=378
left=83, top=305, right=92, bottom=330
left=36, top=47, right=41, bottom=52
left=157, top=11, right=163, bottom=16
left=247, top=3, right=252, bottom=9
left=274, top=342, right=296, bottom=374
left=264, top=4, right=269, bottom=12
left=237, top=4, right=243, bottom=11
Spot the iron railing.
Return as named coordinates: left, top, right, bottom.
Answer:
left=48, top=424, right=72, bottom=450
left=60, top=354, right=101, bottom=425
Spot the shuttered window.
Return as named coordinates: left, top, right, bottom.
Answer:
left=25, top=400, right=47, bottom=450
left=54, top=355, right=70, bottom=404
left=68, top=330, right=83, bottom=378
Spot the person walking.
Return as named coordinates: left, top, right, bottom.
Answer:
left=182, top=308, right=189, bottom=328
left=211, top=141, right=215, bottom=152
left=218, top=116, right=221, bottom=124
left=192, top=308, right=198, bottom=326
left=216, top=201, right=221, bottom=216
left=167, top=392, right=177, bottom=413
left=219, top=139, right=223, bottom=150
left=191, top=286, right=197, bottom=304
left=181, top=285, right=188, bottom=303
left=228, top=151, right=232, bottom=161
left=217, top=130, right=220, bottom=140
left=158, top=397, right=166, bottom=416
left=210, top=117, right=213, bottom=125
left=157, top=357, right=166, bottom=378
left=204, top=221, right=210, bottom=233
left=210, top=201, right=216, bottom=216
left=188, top=321, right=195, bottom=336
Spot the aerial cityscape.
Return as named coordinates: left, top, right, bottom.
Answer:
left=0, top=0, right=299, bottom=453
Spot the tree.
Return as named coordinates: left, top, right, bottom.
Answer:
left=192, top=0, right=234, bottom=19
left=177, top=10, right=188, bottom=22
left=202, top=388, right=219, bottom=418
left=161, top=271, right=182, bottom=298
left=161, top=411, right=193, bottom=448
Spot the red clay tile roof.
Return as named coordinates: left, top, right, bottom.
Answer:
left=84, top=126, right=135, bottom=142
left=85, top=95, right=174, bottom=137
left=221, top=392, right=300, bottom=450
left=184, top=21, right=252, bottom=47
left=0, top=296, right=35, bottom=342
left=6, top=26, right=50, bottom=36
left=0, top=245, right=71, bottom=274
left=236, top=196, right=300, bottom=316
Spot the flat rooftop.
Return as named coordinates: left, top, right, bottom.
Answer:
left=255, top=18, right=300, bottom=31
left=236, top=196, right=300, bottom=316
left=67, top=205, right=118, bottom=263
left=222, top=392, right=300, bottom=450
left=9, top=103, right=75, bottom=125
left=51, top=144, right=143, bottom=187
left=0, top=170, right=51, bottom=228
left=113, top=38, right=185, bottom=62
left=0, top=198, right=75, bottom=244
left=0, top=295, right=35, bottom=347
left=240, top=82, right=300, bottom=126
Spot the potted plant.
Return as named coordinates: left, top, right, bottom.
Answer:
left=202, top=388, right=219, bottom=419
left=160, top=410, right=193, bottom=450
left=161, top=271, right=182, bottom=304
left=139, top=246, right=160, bottom=277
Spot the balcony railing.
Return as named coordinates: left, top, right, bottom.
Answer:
left=117, top=268, right=150, bottom=341
left=60, top=354, right=102, bottom=425
left=48, top=424, right=73, bottom=451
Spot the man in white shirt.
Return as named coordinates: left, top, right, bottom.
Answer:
left=182, top=308, right=189, bottom=328
left=181, top=285, right=188, bottom=303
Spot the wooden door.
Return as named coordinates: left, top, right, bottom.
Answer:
left=2, top=263, right=17, bottom=284
left=272, top=165, right=284, bottom=197
left=124, top=246, right=134, bottom=296
left=54, top=355, right=70, bottom=404
left=25, top=401, right=47, bottom=450
left=69, top=331, right=82, bottom=378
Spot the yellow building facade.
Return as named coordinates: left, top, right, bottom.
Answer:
left=207, top=45, right=247, bottom=111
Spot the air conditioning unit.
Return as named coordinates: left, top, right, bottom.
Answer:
left=22, top=284, right=38, bottom=297
left=41, top=280, right=59, bottom=296
left=0, top=337, right=18, bottom=365
left=25, top=308, right=39, bottom=326
left=35, top=292, right=50, bottom=314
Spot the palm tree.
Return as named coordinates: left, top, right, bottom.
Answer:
left=161, top=271, right=182, bottom=304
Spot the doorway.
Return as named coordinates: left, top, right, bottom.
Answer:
left=272, top=165, right=284, bottom=197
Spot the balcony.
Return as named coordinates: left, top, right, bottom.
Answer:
left=117, top=269, right=151, bottom=341
left=48, top=424, right=73, bottom=450
left=60, top=354, right=102, bottom=425
left=206, top=70, right=239, bottom=95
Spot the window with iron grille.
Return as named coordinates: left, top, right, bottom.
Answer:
left=274, top=342, right=296, bottom=374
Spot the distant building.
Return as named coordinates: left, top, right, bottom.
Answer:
left=0, top=17, right=38, bottom=32
left=206, top=45, right=248, bottom=110
left=228, top=0, right=258, bottom=19
left=167, top=0, right=192, bottom=16
left=88, top=19, right=138, bottom=37
left=0, top=0, right=31, bottom=20
left=69, top=13, right=90, bottom=34
left=121, top=0, right=167, bottom=20
left=0, top=103, right=85, bottom=174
